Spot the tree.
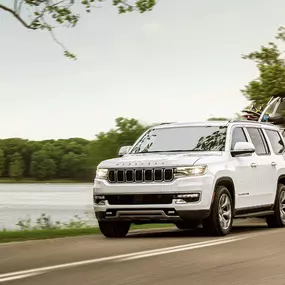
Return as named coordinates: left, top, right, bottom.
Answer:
left=87, top=117, right=149, bottom=175
left=0, top=117, right=150, bottom=181
left=30, top=150, right=57, bottom=180
left=9, top=152, right=24, bottom=179
left=0, top=0, right=157, bottom=59
left=59, top=152, right=90, bottom=180
left=0, top=148, right=5, bottom=177
left=207, top=117, right=229, bottom=121
left=0, top=138, right=29, bottom=177
left=242, top=27, right=285, bottom=106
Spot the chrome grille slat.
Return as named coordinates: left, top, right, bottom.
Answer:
left=117, top=170, right=125, bottom=182
left=164, top=169, right=173, bottom=182
left=154, top=169, right=163, bottom=181
left=126, top=169, right=134, bottom=182
left=144, top=169, right=153, bottom=182
left=135, top=169, right=143, bottom=182
left=108, top=168, right=173, bottom=183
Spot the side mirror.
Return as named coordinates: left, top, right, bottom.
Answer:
left=231, top=142, right=255, bottom=157
left=118, top=146, right=132, bottom=156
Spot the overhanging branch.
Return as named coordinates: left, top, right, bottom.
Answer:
left=0, top=4, right=36, bottom=30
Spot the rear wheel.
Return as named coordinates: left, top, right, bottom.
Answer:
left=175, top=220, right=200, bottom=230
left=202, top=185, right=233, bottom=236
left=266, top=183, right=285, bottom=228
left=99, top=221, right=130, bottom=238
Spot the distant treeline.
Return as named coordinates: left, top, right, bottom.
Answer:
left=0, top=118, right=148, bottom=181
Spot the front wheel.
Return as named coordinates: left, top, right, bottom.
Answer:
left=202, top=186, right=233, bottom=236
left=99, top=221, right=130, bottom=238
left=266, top=183, right=285, bottom=228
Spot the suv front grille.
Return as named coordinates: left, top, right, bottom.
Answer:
left=108, top=169, right=174, bottom=183
left=106, top=194, right=173, bottom=205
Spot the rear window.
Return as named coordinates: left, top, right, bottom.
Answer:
left=265, top=129, right=285, bottom=154
left=246, top=127, right=270, bottom=155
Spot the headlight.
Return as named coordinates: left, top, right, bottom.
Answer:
left=174, top=166, right=207, bottom=177
left=96, top=168, right=108, bottom=180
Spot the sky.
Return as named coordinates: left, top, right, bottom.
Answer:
left=0, top=0, right=285, bottom=141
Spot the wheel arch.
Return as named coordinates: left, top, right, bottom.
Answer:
left=214, top=177, right=236, bottom=208
left=278, top=175, right=285, bottom=186
left=275, top=175, right=285, bottom=202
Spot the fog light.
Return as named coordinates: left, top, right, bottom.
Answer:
left=166, top=210, right=177, bottom=216
left=174, top=199, right=187, bottom=204
left=94, top=195, right=106, bottom=205
left=173, top=193, right=200, bottom=203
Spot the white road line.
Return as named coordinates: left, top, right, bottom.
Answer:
left=0, top=273, right=40, bottom=283
left=0, top=234, right=253, bottom=282
left=118, top=236, right=247, bottom=261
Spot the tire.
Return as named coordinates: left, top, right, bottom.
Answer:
left=266, top=183, right=285, bottom=228
left=175, top=220, right=200, bottom=230
left=99, top=221, right=130, bottom=238
left=202, top=185, right=233, bottom=236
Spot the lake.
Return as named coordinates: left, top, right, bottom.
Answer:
left=0, top=183, right=97, bottom=230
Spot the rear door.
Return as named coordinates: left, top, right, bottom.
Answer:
left=246, top=127, right=275, bottom=206
left=264, top=129, right=285, bottom=203
left=230, top=126, right=259, bottom=209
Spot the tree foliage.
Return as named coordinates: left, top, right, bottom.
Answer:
left=9, top=152, right=24, bottom=179
left=207, top=117, right=229, bottom=121
left=0, top=149, right=4, bottom=177
left=87, top=117, right=149, bottom=172
left=0, top=0, right=157, bottom=59
left=0, top=117, right=148, bottom=181
left=242, top=27, right=285, bottom=105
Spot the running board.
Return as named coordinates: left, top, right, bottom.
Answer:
left=235, top=210, right=274, bottom=218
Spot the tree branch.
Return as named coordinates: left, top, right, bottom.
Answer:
left=0, top=4, right=36, bottom=30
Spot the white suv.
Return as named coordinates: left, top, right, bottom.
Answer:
left=93, top=121, right=285, bottom=237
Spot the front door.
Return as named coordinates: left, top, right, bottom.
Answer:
left=230, top=126, right=259, bottom=209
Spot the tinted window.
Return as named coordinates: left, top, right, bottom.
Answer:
left=231, top=127, right=247, bottom=150
left=247, top=128, right=269, bottom=155
left=131, top=126, right=227, bottom=153
left=265, top=130, right=285, bottom=154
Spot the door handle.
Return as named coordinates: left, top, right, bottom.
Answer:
left=250, top=162, right=257, bottom=168
left=271, top=162, right=277, bottom=167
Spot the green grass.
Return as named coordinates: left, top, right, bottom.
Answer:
left=0, top=224, right=174, bottom=243
left=0, top=178, right=89, bottom=184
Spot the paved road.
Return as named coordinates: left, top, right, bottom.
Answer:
left=1, top=220, right=285, bottom=284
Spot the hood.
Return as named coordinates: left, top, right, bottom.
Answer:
left=98, top=152, right=222, bottom=168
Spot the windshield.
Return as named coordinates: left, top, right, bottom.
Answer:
left=131, top=126, right=227, bottom=153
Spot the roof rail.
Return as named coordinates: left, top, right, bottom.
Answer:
left=229, top=119, right=274, bottom=125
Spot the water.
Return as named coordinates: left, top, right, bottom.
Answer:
left=0, top=183, right=97, bottom=230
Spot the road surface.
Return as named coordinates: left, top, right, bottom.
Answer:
left=1, top=220, right=285, bottom=284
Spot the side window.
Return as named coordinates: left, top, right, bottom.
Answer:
left=231, top=127, right=247, bottom=150
left=265, top=129, right=285, bottom=154
left=247, top=127, right=270, bottom=155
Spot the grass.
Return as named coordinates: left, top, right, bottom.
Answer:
left=0, top=224, right=174, bottom=243
left=0, top=178, right=89, bottom=184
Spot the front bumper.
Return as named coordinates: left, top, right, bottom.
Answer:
left=95, top=208, right=211, bottom=223
left=93, top=174, right=214, bottom=222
